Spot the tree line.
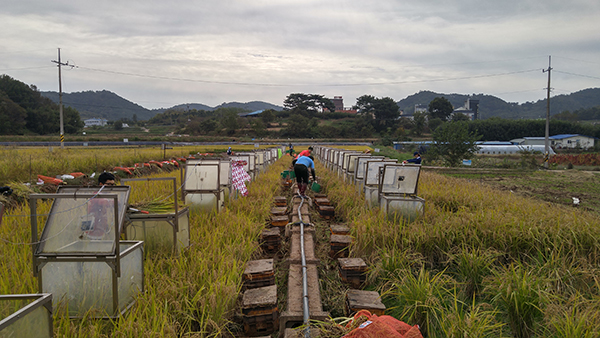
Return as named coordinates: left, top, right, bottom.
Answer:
left=0, top=75, right=83, bottom=135
left=150, top=93, right=600, bottom=143
left=2, top=76, right=600, bottom=143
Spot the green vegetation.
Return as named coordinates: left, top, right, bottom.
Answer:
left=0, top=75, right=83, bottom=135
left=320, top=166, right=600, bottom=337
left=428, top=96, right=454, bottom=121
left=398, top=88, right=600, bottom=120
left=430, top=122, right=482, bottom=166
left=0, top=153, right=288, bottom=337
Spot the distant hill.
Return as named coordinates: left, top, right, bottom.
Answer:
left=41, top=87, right=600, bottom=122
left=165, top=103, right=214, bottom=112
left=42, top=90, right=154, bottom=121
left=214, top=101, right=283, bottom=111
left=165, top=101, right=282, bottom=113
left=42, top=90, right=283, bottom=121
left=397, top=88, right=600, bottom=119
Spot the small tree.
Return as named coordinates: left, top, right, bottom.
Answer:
left=412, top=111, right=426, bottom=136
left=432, top=122, right=481, bottom=166
left=260, top=109, right=276, bottom=126
left=428, top=97, right=454, bottom=121
left=218, top=108, right=242, bottom=135
left=354, top=95, right=400, bottom=133
left=283, top=93, right=335, bottom=114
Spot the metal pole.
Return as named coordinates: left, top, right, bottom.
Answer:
left=58, top=48, right=64, bottom=149
left=543, top=55, right=552, bottom=168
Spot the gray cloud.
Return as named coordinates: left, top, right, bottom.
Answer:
left=1, top=0, right=599, bottom=109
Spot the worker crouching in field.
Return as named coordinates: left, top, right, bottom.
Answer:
left=293, top=155, right=316, bottom=197
left=403, top=152, right=422, bottom=165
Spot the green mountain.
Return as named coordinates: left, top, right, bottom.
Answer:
left=42, top=90, right=284, bottom=121
left=41, top=90, right=154, bottom=121
left=0, top=75, right=83, bottom=135
left=215, top=101, right=282, bottom=111
left=39, top=87, right=600, bottom=122
left=397, top=88, right=600, bottom=119
left=167, top=101, right=283, bottom=112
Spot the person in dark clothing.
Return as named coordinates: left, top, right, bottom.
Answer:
left=98, top=172, right=116, bottom=185
left=403, top=152, right=422, bottom=165
left=293, top=155, right=316, bottom=197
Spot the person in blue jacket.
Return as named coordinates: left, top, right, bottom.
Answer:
left=293, top=155, right=316, bottom=197
left=403, top=152, right=422, bottom=165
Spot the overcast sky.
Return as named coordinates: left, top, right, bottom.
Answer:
left=1, top=0, right=599, bottom=110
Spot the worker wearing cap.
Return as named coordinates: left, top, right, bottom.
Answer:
left=403, top=152, right=422, bottom=165
left=293, top=155, right=316, bottom=197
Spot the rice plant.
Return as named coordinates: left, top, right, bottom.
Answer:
left=0, top=148, right=288, bottom=337
left=382, top=267, right=452, bottom=337
left=439, top=296, right=506, bottom=338
left=447, top=246, right=500, bottom=301
left=487, top=264, right=546, bottom=338
left=544, top=296, right=600, bottom=338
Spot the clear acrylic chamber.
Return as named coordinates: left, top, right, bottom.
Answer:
left=0, top=294, right=53, bottom=338
left=122, top=177, right=190, bottom=254
left=30, top=186, right=144, bottom=318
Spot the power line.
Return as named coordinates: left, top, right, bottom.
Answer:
left=554, top=70, right=600, bottom=80
left=76, top=65, right=540, bottom=87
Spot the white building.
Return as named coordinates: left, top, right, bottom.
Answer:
left=550, top=134, right=596, bottom=149
left=510, top=137, right=546, bottom=146
left=451, top=99, right=480, bottom=120
left=84, top=118, right=108, bottom=128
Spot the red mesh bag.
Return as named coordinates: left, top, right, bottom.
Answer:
left=342, top=310, right=423, bottom=338
left=37, top=175, right=63, bottom=185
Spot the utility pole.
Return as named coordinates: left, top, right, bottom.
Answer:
left=542, top=55, right=552, bottom=169
left=51, top=48, right=71, bottom=149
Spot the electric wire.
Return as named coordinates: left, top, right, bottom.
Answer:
left=75, top=65, right=540, bottom=87
left=554, top=70, right=600, bottom=80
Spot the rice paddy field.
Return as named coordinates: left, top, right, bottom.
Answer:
left=319, top=162, right=600, bottom=337
left=1, top=144, right=599, bottom=337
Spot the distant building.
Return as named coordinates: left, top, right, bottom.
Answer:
left=239, top=110, right=264, bottom=117
left=414, top=104, right=427, bottom=114
left=510, top=137, right=546, bottom=146
left=511, top=134, right=597, bottom=150
left=332, top=96, right=344, bottom=111
left=451, top=99, right=480, bottom=120
left=550, top=134, right=597, bottom=149
left=84, top=118, right=108, bottom=128
left=328, top=96, right=358, bottom=113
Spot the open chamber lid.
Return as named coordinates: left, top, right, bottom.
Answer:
left=355, top=156, right=385, bottom=179
left=364, top=160, right=398, bottom=185
left=342, top=152, right=362, bottom=170
left=35, top=186, right=130, bottom=256
left=187, top=158, right=231, bottom=186
left=380, top=164, right=421, bottom=195
left=183, top=160, right=221, bottom=191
